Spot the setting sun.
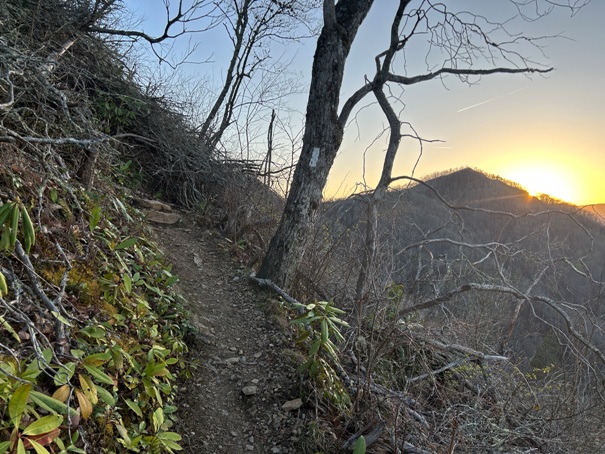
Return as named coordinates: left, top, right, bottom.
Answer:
left=501, top=166, right=578, bottom=204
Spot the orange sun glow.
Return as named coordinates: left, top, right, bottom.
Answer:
left=502, top=166, right=578, bottom=204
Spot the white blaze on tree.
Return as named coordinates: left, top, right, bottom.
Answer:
left=310, top=147, right=320, bottom=168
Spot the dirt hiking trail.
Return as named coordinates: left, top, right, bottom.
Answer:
left=153, top=214, right=310, bottom=454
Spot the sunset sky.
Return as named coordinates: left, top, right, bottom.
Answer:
left=332, top=1, right=605, bottom=205
left=124, top=1, right=605, bottom=205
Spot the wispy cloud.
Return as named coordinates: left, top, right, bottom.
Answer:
left=457, top=87, right=528, bottom=113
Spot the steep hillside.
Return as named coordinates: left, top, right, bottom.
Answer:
left=0, top=2, right=253, bottom=453
left=0, top=2, right=304, bottom=453
left=0, top=4, right=196, bottom=452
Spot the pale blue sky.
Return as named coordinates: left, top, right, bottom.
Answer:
left=122, top=1, right=605, bottom=204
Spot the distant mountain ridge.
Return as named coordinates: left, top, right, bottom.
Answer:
left=326, top=167, right=600, bottom=237
left=322, top=167, right=605, bottom=365
left=411, top=168, right=530, bottom=208
left=422, top=167, right=605, bottom=215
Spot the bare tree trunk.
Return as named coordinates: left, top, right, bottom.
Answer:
left=354, top=1, right=408, bottom=306
left=355, top=198, right=379, bottom=304
left=257, top=0, right=374, bottom=289
left=259, top=0, right=559, bottom=292
left=263, top=109, right=275, bottom=186
left=77, top=146, right=100, bottom=189
left=353, top=86, right=402, bottom=309
left=198, top=0, right=251, bottom=146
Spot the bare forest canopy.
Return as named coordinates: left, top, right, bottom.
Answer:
left=287, top=165, right=605, bottom=451
left=321, top=167, right=605, bottom=364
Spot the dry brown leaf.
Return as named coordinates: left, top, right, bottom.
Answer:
left=75, top=388, right=92, bottom=420
left=52, top=384, right=70, bottom=403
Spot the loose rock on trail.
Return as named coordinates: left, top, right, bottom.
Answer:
left=153, top=214, right=310, bottom=453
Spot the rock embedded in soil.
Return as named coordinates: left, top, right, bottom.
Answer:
left=134, top=197, right=173, bottom=212
left=242, top=385, right=258, bottom=396
left=144, top=210, right=181, bottom=224
left=282, top=398, right=303, bottom=411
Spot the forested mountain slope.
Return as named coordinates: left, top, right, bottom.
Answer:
left=323, top=168, right=605, bottom=367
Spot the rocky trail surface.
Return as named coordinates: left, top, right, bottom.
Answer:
left=152, top=214, right=310, bottom=454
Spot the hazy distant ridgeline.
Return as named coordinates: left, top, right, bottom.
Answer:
left=321, top=168, right=605, bottom=367
left=583, top=203, right=605, bottom=222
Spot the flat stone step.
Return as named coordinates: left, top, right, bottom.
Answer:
left=144, top=209, right=181, bottom=224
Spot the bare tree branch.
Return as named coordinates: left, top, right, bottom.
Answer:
left=323, top=0, right=337, bottom=29
left=0, top=69, right=21, bottom=110
left=388, top=66, right=553, bottom=85
left=14, top=242, right=68, bottom=354
left=89, top=0, right=221, bottom=44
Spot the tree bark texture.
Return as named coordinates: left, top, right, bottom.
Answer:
left=257, top=0, right=374, bottom=289
left=77, top=146, right=100, bottom=189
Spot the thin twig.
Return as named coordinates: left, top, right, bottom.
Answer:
left=14, top=241, right=67, bottom=353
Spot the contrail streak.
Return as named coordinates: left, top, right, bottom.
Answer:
left=457, top=87, right=527, bottom=113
